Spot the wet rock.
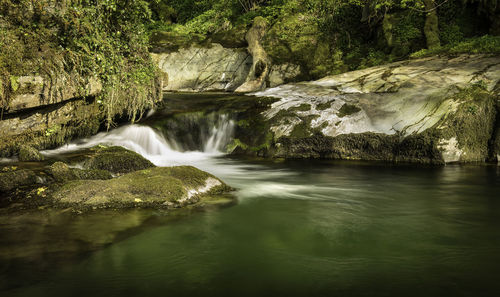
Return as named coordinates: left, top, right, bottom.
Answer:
left=0, top=169, right=38, bottom=193
left=51, top=166, right=233, bottom=208
left=246, top=54, right=500, bottom=164
left=18, top=145, right=44, bottom=162
left=47, top=162, right=112, bottom=182
left=82, top=146, right=154, bottom=174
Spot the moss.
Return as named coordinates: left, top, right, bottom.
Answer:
left=226, top=138, right=249, bottom=153
left=0, top=100, right=102, bottom=158
left=434, top=85, right=497, bottom=162
left=410, top=35, right=500, bottom=58
left=9, top=76, right=19, bottom=92
left=149, top=30, right=206, bottom=53
left=83, top=146, right=155, bottom=174
left=18, top=145, right=44, bottom=162
left=337, top=104, right=361, bottom=117
left=262, top=13, right=339, bottom=79
left=289, top=103, right=311, bottom=112
left=316, top=101, right=333, bottom=111
left=51, top=166, right=232, bottom=208
left=0, top=169, right=38, bottom=193
left=47, top=161, right=112, bottom=182
left=210, top=25, right=248, bottom=48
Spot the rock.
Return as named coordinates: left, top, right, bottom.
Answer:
left=0, top=99, right=102, bottom=158
left=151, top=43, right=252, bottom=92
left=51, top=166, right=233, bottom=208
left=47, top=161, right=112, bottom=182
left=244, top=54, right=500, bottom=164
left=235, top=17, right=271, bottom=93
left=262, top=13, right=334, bottom=79
left=0, top=169, right=38, bottom=192
left=268, top=64, right=301, bottom=88
left=82, top=146, right=154, bottom=174
left=47, top=162, right=73, bottom=181
left=18, top=145, right=44, bottom=162
left=150, top=35, right=301, bottom=92
left=7, top=75, right=101, bottom=113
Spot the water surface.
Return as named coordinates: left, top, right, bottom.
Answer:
left=2, top=94, right=500, bottom=297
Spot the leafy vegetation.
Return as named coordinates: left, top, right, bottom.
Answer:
left=411, top=35, right=500, bottom=58
left=0, top=0, right=160, bottom=127
left=147, top=0, right=499, bottom=78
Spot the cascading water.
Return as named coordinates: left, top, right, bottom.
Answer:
left=43, top=110, right=298, bottom=193
left=43, top=113, right=236, bottom=168
left=203, top=114, right=235, bottom=153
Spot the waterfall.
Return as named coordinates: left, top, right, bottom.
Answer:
left=203, top=114, right=235, bottom=153
left=42, top=113, right=235, bottom=167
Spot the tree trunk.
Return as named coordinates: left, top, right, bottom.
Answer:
left=422, top=0, right=441, bottom=49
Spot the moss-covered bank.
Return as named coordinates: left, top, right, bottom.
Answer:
left=0, top=1, right=161, bottom=157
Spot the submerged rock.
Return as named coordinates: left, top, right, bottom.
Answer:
left=82, top=146, right=154, bottom=174
left=52, top=166, right=233, bottom=209
left=0, top=169, right=38, bottom=193
left=18, top=145, right=44, bottom=162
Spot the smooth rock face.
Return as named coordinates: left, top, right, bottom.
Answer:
left=151, top=42, right=302, bottom=92
left=252, top=54, right=500, bottom=164
left=152, top=43, right=252, bottom=92
left=7, top=75, right=101, bottom=112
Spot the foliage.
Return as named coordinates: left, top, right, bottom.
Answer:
left=0, top=0, right=160, bottom=127
left=410, top=35, right=500, bottom=58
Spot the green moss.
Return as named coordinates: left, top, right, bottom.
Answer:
left=317, top=102, right=333, bottom=111
left=149, top=30, right=206, bottom=53
left=226, top=138, right=249, bottom=153
left=83, top=146, right=154, bottom=174
left=337, top=104, right=361, bottom=117
left=47, top=161, right=112, bottom=182
left=52, top=166, right=232, bottom=208
left=0, top=169, right=38, bottom=193
left=289, top=103, right=311, bottom=112
left=410, top=35, right=500, bottom=58
left=263, top=13, right=340, bottom=79
left=18, top=145, right=44, bottom=162
left=436, top=85, right=497, bottom=162
left=9, top=76, right=19, bottom=92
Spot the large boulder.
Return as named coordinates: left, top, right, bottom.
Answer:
left=232, top=54, right=500, bottom=164
left=52, top=166, right=233, bottom=208
left=151, top=43, right=252, bottom=92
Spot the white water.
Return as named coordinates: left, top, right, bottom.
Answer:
left=43, top=115, right=234, bottom=167
left=41, top=114, right=303, bottom=198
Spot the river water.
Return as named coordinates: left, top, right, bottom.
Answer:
left=2, top=95, right=500, bottom=297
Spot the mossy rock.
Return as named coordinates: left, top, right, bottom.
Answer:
left=51, top=166, right=233, bottom=208
left=149, top=30, right=205, bottom=53
left=0, top=169, right=38, bottom=193
left=210, top=25, right=248, bottom=48
left=337, top=104, right=361, bottom=117
left=83, top=146, right=154, bottom=174
left=47, top=161, right=112, bottom=182
left=18, top=145, right=44, bottom=162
